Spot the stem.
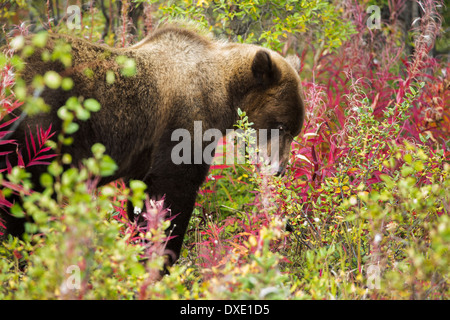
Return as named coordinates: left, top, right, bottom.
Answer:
left=46, top=0, right=53, bottom=32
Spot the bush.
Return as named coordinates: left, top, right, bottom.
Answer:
left=1, top=0, right=449, bottom=299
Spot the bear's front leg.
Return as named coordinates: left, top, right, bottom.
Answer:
left=128, top=165, right=209, bottom=272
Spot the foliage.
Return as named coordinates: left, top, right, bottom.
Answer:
left=0, top=0, right=449, bottom=300
left=148, top=0, right=356, bottom=51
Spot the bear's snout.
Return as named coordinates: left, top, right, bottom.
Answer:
left=275, top=165, right=286, bottom=177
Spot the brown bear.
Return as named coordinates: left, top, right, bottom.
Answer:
left=0, top=24, right=304, bottom=269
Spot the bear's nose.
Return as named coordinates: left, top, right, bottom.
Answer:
left=275, top=166, right=286, bottom=177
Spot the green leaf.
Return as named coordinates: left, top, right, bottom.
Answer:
left=48, top=161, right=63, bottom=177
left=65, top=96, right=81, bottom=110
left=57, top=107, right=71, bottom=121
left=40, top=173, right=54, bottom=188
left=32, top=31, right=48, bottom=48
left=130, top=180, right=147, bottom=192
left=75, top=107, right=90, bottom=121
left=121, top=58, right=136, bottom=77
left=91, top=143, right=106, bottom=157
left=65, top=122, right=79, bottom=134
left=84, top=99, right=101, bottom=112
left=413, top=160, right=424, bottom=172
left=61, top=77, right=74, bottom=91
left=10, top=203, right=25, bottom=218
left=106, top=70, right=115, bottom=84
left=99, top=155, right=118, bottom=177
left=401, top=165, right=414, bottom=177
left=10, top=35, right=25, bottom=51
left=33, top=210, right=48, bottom=225
left=116, top=56, right=136, bottom=77
left=419, top=134, right=428, bottom=143
left=403, top=153, right=412, bottom=164
left=44, top=71, right=61, bottom=89
left=83, top=67, right=94, bottom=78
left=61, top=168, right=78, bottom=186
left=380, top=174, right=395, bottom=189
left=62, top=153, right=72, bottom=164
left=128, top=262, right=145, bottom=276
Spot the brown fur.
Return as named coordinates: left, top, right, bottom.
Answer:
left=0, top=26, right=304, bottom=268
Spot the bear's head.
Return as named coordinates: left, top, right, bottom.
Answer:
left=238, top=48, right=305, bottom=176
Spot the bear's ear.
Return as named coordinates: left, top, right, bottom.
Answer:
left=286, top=54, right=301, bottom=73
left=251, top=50, right=278, bottom=85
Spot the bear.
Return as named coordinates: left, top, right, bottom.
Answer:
left=0, top=24, right=304, bottom=270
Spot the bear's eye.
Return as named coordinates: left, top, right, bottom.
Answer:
left=277, top=124, right=286, bottom=131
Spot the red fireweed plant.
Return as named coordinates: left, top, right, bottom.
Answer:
left=0, top=25, right=57, bottom=234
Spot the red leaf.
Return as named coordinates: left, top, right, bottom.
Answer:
left=17, top=149, right=25, bottom=168
left=38, top=146, right=52, bottom=154
left=210, top=164, right=230, bottom=170
left=0, top=218, right=6, bottom=234
left=5, top=155, right=12, bottom=174
left=0, top=131, right=12, bottom=139
left=0, top=139, right=16, bottom=145
left=0, top=197, right=13, bottom=208
left=28, top=127, right=37, bottom=157
left=31, top=154, right=58, bottom=162
left=27, top=160, right=55, bottom=167
left=0, top=116, right=19, bottom=129
left=25, top=129, right=31, bottom=163
left=1, top=180, right=32, bottom=195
